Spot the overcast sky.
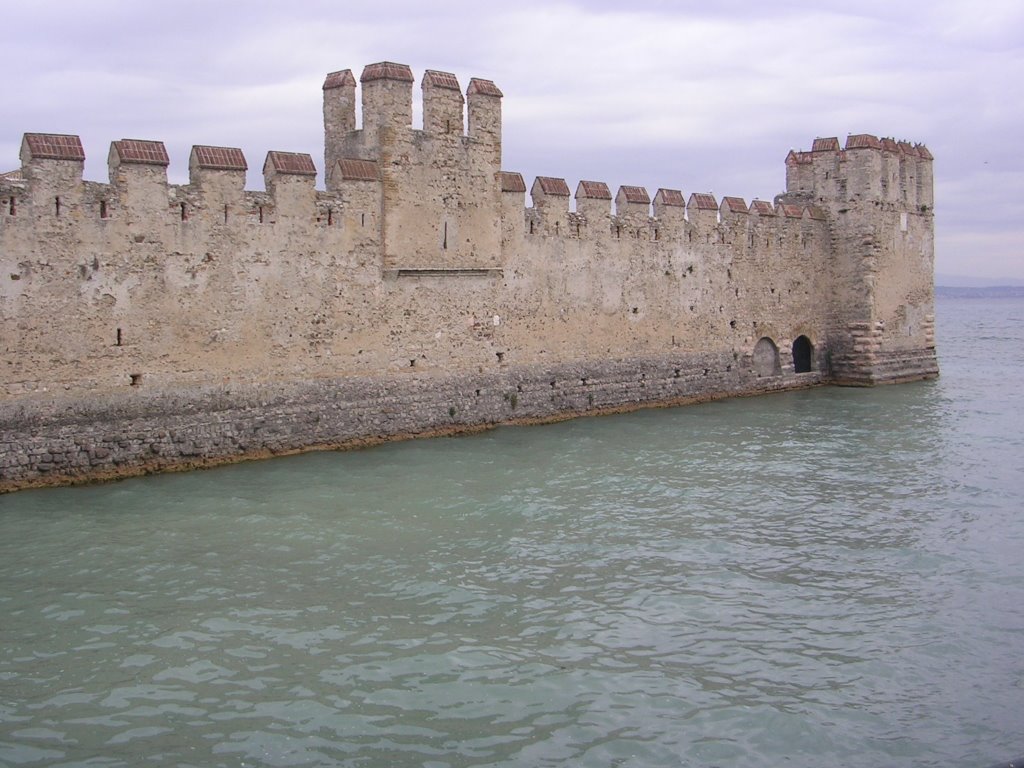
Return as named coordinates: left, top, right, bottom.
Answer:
left=3, top=0, right=1021, bottom=279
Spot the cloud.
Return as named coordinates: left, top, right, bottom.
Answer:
left=1, top=0, right=1021, bottom=278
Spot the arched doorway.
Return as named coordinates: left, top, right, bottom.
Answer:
left=792, top=335, right=813, bottom=373
left=753, top=337, right=781, bottom=376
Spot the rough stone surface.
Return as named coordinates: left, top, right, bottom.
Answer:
left=0, top=61, right=937, bottom=492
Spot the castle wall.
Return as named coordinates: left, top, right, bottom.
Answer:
left=0, top=64, right=936, bottom=492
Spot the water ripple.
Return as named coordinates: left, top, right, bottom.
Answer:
left=2, top=297, right=1023, bottom=766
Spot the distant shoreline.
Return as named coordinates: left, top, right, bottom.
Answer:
left=936, top=285, right=1024, bottom=298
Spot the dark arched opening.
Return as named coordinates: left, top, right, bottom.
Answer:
left=753, top=337, right=781, bottom=377
left=792, top=335, right=813, bottom=373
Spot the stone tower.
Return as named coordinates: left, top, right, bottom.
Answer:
left=321, top=61, right=504, bottom=272
left=781, top=135, right=938, bottom=384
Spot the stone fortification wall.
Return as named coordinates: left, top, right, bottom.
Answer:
left=0, top=62, right=937, bottom=491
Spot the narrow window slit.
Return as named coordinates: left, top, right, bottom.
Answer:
left=443, top=221, right=448, bottom=250
left=180, top=202, right=187, bottom=221
left=100, top=200, right=108, bottom=219
left=55, top=196, right=61, bottom=217
left=129, top=373, right=142, bottom=386
left=115, top=328, right=123, bottom=347
left=223, top=205, right=229, bottom=224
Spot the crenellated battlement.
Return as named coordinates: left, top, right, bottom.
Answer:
left=501, top=175, right=830, bottom=246
left=6, top=80, right=926, bottom=259
left=0, top=122, right=915, bottom=272
left=0, top=61, right=937, bottom=492
left=784, top=133, right=934, bottom=210
left=322, top=63, right=502, bottom=176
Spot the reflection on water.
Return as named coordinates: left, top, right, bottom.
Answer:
left=1, top=297, right=1023, bottom=767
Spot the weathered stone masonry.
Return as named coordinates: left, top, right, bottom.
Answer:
left=0, top=61, right=937, bottom=492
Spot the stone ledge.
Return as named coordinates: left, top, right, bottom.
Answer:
left=0, top=354, right=825, bottom=493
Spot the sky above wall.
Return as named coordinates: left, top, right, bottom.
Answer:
left=2, top=0, right=1021, bottom=280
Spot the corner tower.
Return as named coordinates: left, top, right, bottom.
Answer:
left=782, top=134, right=938, bottom=384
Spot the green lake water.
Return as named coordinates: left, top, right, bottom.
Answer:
left=1, top=296, right=1022, bottom=767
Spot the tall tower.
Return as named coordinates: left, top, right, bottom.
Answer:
left=781, top=135, right=938, bottom=384
left=320, top=62, right=505, bottom=271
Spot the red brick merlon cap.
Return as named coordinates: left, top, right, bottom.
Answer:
left=786, top=150, right=813, bottom=165
left=845, top=133, right=882, bottom=150
left=618, top=185, right=650, bottom=205
left=689, top=192, right=718, bottom=210
left=812, top=137, right=841, bottom=152
left=655, top=188, right=685, bottom=207
left=780, top=203, right=804, bottom=218
left=534, top=176, right=570, bottom=196
left=361, top=62, right=414, bottom=83
left=468, top=78, right=503, bottom=98
left=577, top=180, right=612, bottom=199
left=112, top=139, right=170, bottom=166
left=323, top=69, right=357, bottom=90
left=338, top=158, right=379, bottom=181
left=264, top=151, right=317, bottom=176
left=915, top=144, right=934, bottom=160
left=749, top=199, right=776, bottom=216
left=23, top=133, right=86, bottom=161
left=500, top=171, right=527, bottom=193
left=423, top=70, right=461, bottom=90
left=192, top=145, right=247, bottom=171
left=880, top=138, right=900, bottom=152
left=721, top=196, right=748, bottom=214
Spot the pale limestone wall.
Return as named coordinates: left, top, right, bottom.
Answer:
left=0, top=159, right=829, bottom=388
left=0, top=62, right=937, bottom=490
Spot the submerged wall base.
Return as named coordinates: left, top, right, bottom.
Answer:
left=831, top=349, right=940, bottom=387
left=1, top=355, right=827, bottom=493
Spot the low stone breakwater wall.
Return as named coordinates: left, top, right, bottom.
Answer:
left=0, top=354, right=822, bottom=492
